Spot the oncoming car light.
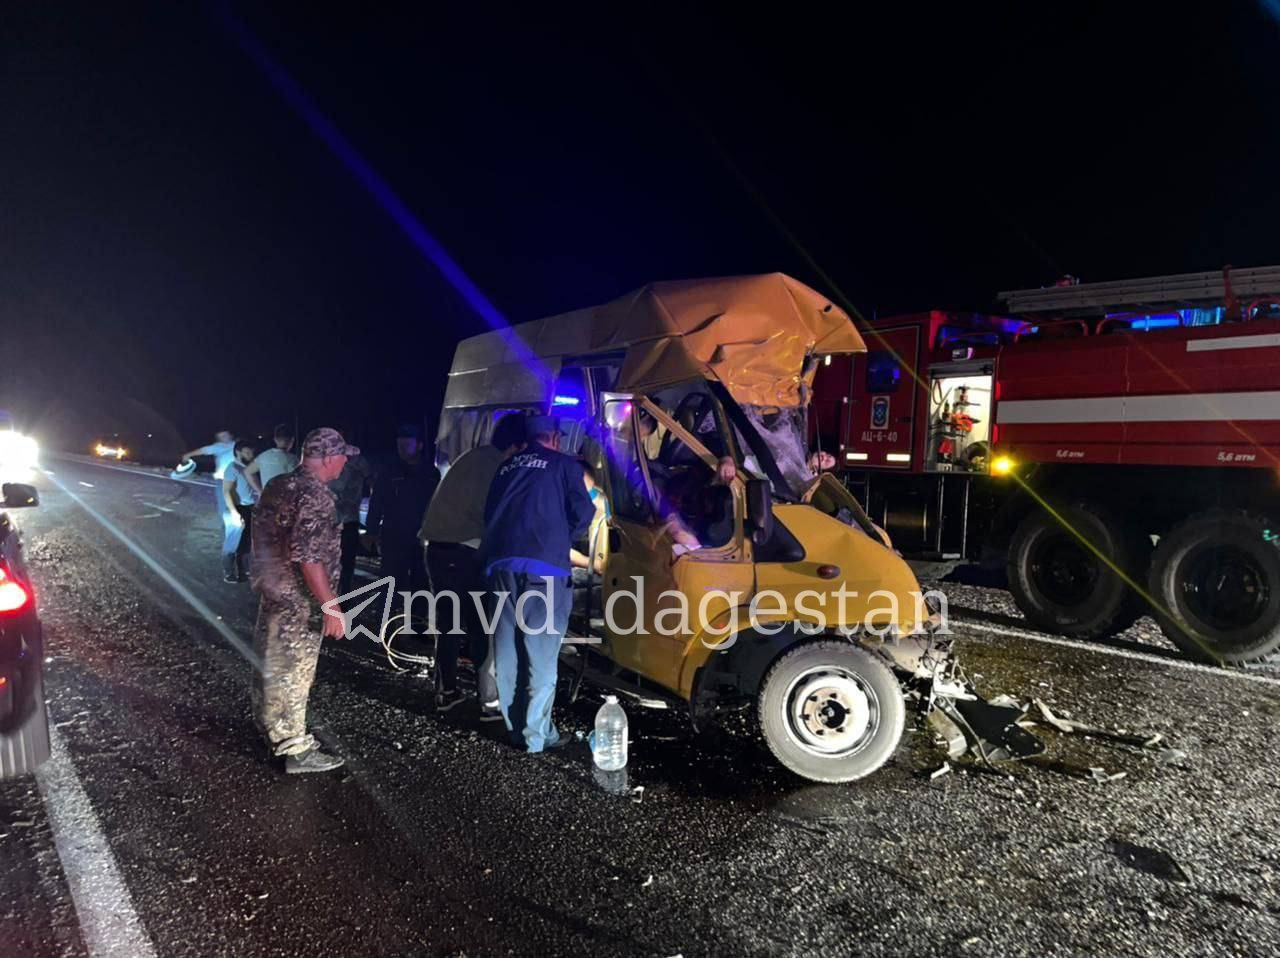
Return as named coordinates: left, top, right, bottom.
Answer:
left=0, top=432, right=38, bottom=472
left=991, top=455, right=1015, bottom=476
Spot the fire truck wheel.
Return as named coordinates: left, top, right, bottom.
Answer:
left=758, top=641, right=905, bottom=783
left=1006, top=503, right=1148, bottom=639
left=1148, top=511, right=1280, bottom=664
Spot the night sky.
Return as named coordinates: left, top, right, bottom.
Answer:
left=4, top=3, right=1279, bottom=458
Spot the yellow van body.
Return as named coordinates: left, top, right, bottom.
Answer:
left=439, top=274, right=956, bottom=782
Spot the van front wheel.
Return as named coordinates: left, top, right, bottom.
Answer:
left=758, top=641, right=904, bottom=783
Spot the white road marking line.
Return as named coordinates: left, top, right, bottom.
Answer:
left=48, top=476, right=261, bottom=669
left=955, top=617, right=1280, bottom=687
left=36, top=725, right=158, bottom=958
left=78, top=482, right=94, bottom=488
left=56, top=456, right=216, bottom=488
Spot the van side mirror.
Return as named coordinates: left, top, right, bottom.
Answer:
left=744, top=478, right=774, bottom=544
left=1, top=483, right=39, bottom=508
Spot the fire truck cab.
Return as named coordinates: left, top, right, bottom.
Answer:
left=813, top=266, right=1280, bottom=665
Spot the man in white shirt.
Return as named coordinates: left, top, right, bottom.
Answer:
left=222, top=440, right=258, bottom=583
left=247, top=424, right=298, bottom=495
left=182, top=429, right=237, bottom=479
left=182, top=429, right=244, bottom=578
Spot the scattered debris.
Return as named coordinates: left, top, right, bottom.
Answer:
left=1029, top=698, right=1074, bottom=734
left=1030, top=698, right=1164, bottom=749
left=631, top=786, right=645, bottom=804
left=1088, top=767, right=1127, bottom=784
left=948, top=697, right=1045, bottom=762
left=926, top=708, right=967, bottom=760
left=929, top=762, right=952, bottom=782
left=641, top=875, right=654, bottom=888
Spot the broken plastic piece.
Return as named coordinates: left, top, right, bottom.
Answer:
left=926, top=708, right=967, bottom=760
left=1087, top=766, right=1127, bottom=783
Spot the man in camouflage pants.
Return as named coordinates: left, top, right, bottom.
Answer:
left=251, top=427, right=358, bottom=773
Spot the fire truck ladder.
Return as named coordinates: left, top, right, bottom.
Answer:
left=998, top=265, right=1280, bottom=317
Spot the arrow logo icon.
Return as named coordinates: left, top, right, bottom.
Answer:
left=321, top=575, right=397, bottom=644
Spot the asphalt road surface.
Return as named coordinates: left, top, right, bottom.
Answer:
left=3, top=454, right=1280, bottom=957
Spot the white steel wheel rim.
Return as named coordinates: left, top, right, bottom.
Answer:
left=783, top=667, right=877, bottom=757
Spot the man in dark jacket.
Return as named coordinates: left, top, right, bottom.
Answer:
left=482, top=416, right=596, bottom=752
left=365, top=424, right=436, bottom=595
left=421, top=412, right=526, bottom=717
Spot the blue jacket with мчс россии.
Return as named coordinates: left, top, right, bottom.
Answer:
left=480, top=443, right=596, bottom=578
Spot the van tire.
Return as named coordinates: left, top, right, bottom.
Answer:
left=758, top=641, right=904, bottom=783
left=1147, top=511, right=1280, bottom=664
left=1006, top=502, right=1148, bottom=639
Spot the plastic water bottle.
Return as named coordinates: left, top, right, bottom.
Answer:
left=592, top=695, right=628, bottom=771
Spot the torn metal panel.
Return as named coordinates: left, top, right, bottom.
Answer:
left=439, top=273, right=864, bottom=424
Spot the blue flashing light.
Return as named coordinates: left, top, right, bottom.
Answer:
left=552, top=394, right=581, bottom=407
left=1129, top=315, right=1183, bottom=331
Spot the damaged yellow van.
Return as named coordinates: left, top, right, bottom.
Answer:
left=437, top=274, right=970, bottom=782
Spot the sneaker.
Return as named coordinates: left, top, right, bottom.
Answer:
left=435, top=689, right=466, bottom=713
left=530, top=733, right=572, bottom=754
left=235, top=572, right=249, bottom=583
left=223, top=573, right=239, bottom=584
left=479, top=702, right=504, bottom=722
left=284, top=747, right=345, bottom=774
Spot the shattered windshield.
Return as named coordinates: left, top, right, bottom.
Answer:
left=735, top=403, right=815, bottom=502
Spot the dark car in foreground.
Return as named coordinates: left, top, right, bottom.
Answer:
left=0, top=481, right=48, bottom=778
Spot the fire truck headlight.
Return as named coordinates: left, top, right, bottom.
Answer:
left=992, top=456, right=1015, bottom=476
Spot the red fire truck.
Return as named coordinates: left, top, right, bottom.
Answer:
left=811, top=266, right=1280, bottom=664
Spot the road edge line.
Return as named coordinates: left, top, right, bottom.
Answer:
left=956, top=617, right=1280, bottom=687
left=35, top=725, right=158, bottom=958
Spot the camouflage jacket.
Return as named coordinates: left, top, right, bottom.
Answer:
left=251, top=467, right=341, bottom=605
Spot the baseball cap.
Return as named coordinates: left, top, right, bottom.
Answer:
left=302, top=427, right=360, bottom=459
left=526, top=415, right=560, bottom=438
left=396, top=423, right=422, bottom=440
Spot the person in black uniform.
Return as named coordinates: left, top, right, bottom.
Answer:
left=364, top=424, right=436, bottom=595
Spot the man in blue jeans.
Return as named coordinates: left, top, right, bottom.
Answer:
left=482, top=416, right=595, bottom=753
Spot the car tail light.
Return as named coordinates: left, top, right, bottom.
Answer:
left=0, top=565, right=30, bottom=613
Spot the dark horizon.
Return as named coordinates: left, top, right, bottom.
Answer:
left=5, top=2, right=1279, bottom=456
